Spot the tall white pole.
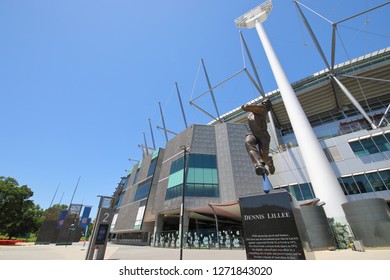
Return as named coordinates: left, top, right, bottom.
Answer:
left=254, top=19, right=347, bottom=220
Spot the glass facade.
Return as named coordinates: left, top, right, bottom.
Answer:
left=133, top=168, right=140, bottom=185
left=165, top=153, right=219, bottom=200
left=282, top=170, right=390, bottom=201
left=349, top=132, right=390, bottom=157
left=373, top=133, right=390, bottom=152
left=340, top=176, right=360, bottom=195
left=338, top=169, right=390, bottom=196
left=353, top=173, right=374, bottom=193
left=123, top=175, right=130, bottom=190
left=134, top=180, right=152, bottom=201
left=283, top=183, right=315, bottom=201
left=349, top=140, right=368, bottom=157
left=379, top=169, right=390, bottom=187
left=366, top=172, right=387, bottom=191
left=299, top=183, right=315, bottom=200
left=147, top=158, right=157, bottom=178
left=117, top=192, right=125, bottom=208
left=147, top=149, right=160, bottom=178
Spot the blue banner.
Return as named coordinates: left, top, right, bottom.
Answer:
left=56, top=210, right=68, bottom=230
left=79, top=206, right=92, bottom=228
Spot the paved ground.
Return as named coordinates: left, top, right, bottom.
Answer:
left=0, top=242, right=389, bottom=260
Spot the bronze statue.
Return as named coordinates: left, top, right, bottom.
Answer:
left=241, top=99, right=275, bottom=176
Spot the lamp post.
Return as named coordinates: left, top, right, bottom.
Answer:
left=179, top=145, right=188, bottom=260
left=235, top=0, right=347, bottom=221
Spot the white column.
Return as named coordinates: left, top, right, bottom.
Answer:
left=254, top=19, right=347, bottom=220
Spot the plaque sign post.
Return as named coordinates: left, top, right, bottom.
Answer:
left=86, top=196, right=114, bottom=260
left=239, top=189, right=314, bottom=260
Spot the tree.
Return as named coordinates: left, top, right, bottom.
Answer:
left=0, top=176, right=43, bottom=239
left=42, top=204, right=68, bottom=220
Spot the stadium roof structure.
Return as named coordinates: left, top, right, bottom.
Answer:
left=209, top=47, right=390, bottom=130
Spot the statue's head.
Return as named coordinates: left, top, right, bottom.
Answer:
left=261, top=99, right=272, bottom=111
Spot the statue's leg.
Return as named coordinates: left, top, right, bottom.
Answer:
left=257, top=132, right=275, bottom=174
left=265, top=157, right=275, bottom=174
left=245, top=133, right=261, bottom=165
left=245, top=134, right=266, bottom=175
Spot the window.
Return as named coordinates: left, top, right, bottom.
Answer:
left=147, top=149, right=160, bottom=178
left=123, top=176, right=130, bottom=190
left=360, top=138, right=379, bottom=154
left=338, top=178, right=348, bottom=195
left=353, top=174, right=374, bottom=193
left=147, top=159, right=157, bottom=178
left=341, top=176, right=360, bottom=195
left=110, top=213, right=118, bottom=232
left=188, top=154, right=217, bottom=168
left=134, top=201, right=146, bottom=230
left=378, top=169, right=390, bottom=189
left=373, top=134, right=390, bottom=152
left=133, top=169, right=140, bottom=185
left=286, top=185, right=303, bottom=201
left=339, top=171, right=390, bottom=196
left=349, top=132, right=390, bottom=157
left=117, top=193, right=125, bottom=208
left=349, top=140, right=368, bottom=157
left=165, top=185, right=183, bottom=200
left=282, top=183, right=315, bottom=202
left=134, top=180, right=151, bottom=201
left=366, top=172, right=387, bottom=191
left=165, top=154, right=219, bottom=200
left=285, top=171, right=390, bottom=200
left=299, top=183, right=315, bottom=200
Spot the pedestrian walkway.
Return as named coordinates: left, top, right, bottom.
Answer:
left=0, top=242, right=389, bottom=260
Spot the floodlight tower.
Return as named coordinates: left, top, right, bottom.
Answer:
left=235, top=0, right=347, bottom=221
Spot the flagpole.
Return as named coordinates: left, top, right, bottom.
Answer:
left=69, top=176, right=81, bottom=207
left=49, top=183, right=60, bottom=208
left=65, top=176, right=81, bottom=247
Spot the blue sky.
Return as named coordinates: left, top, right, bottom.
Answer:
left=1, top=0, right=389, bottom=218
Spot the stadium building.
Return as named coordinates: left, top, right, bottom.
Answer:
left=109, top=46, right=390, bottom=250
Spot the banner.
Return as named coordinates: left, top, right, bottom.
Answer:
left=69, top=203, right=83, bottom=215
left=56, top=210, right=68, bottom=230
left=79, top=206, right=92, bottom=229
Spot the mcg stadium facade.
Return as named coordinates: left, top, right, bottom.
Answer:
left=109, top=47, right=390, bottom=250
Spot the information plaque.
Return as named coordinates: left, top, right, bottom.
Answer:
left=239, top=189, right=311, bottom=260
